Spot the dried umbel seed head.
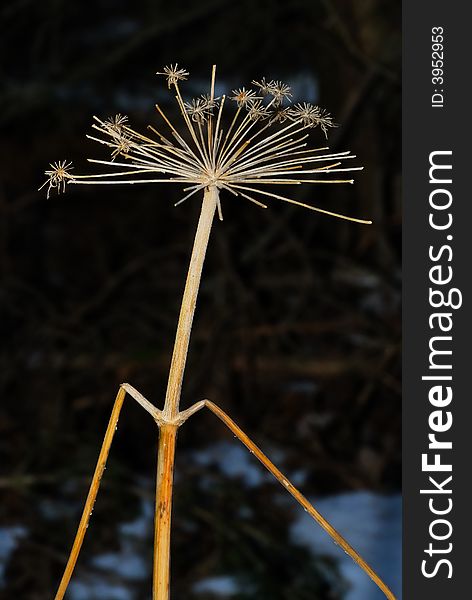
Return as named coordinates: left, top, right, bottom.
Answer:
left=104, top=114, right=129, bottom=134
left=268, top=81, right=292, bottom=106
left=252, top=77, right=274, bottom=97
left=40, top=64, right=369, bottom=224
left=110, top=134, right=132, bottom=160
left=39, top=160, right=74, bottom=199
left=315, top=108, right=336, bottom=137
left=230, top=87, right=260, bottom=108
left=289, top=102, right=321, bottom=126
left=199, top=94, right=220, bottom=112
left=184, top=98, right=211, bottom=124
left=155, top=64, right=189, bottom=88
left=251, top=78, right=292, bottom=106
left=289, top=103, right=336, bottom=137
left=246, top=100, right=271, bottom=122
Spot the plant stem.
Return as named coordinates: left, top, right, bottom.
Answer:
left=54, top=387, right=127, bottom=600
left=203, top=400, right=396, bottom=600
left=153, top=185, right=217, bottom=600
left=162, top=186, right=218, bottom=421
left=153, top=424, right=178, bottom=600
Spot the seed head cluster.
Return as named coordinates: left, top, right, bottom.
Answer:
left=40, top=64, right=369, bottom=224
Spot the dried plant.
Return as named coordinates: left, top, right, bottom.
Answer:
left=41, top=65, right=395, bottom=600
left=40, top=64, right=366, bottom=223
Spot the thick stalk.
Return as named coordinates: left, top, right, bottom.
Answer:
left=153, top=186, right=217, bottom=600
left=153, top=424, right=178, bottom=600
left=162, top=185, right=218, bottom=420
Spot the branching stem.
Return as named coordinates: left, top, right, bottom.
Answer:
left=52, top=185, right=395, bottom=600
left=54, top=387, right=127, bottom=600
left=183, top=399, right=396, bottom=600
left=53, top=384, right=396, bottom=600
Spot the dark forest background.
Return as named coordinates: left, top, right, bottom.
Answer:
left=0, top=1, right=401, bottom=599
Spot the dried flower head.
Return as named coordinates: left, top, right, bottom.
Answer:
left=39, top=160, right=74, bottom=199
left=316, top=108, right=336, bottom=137
left=230, top=87, right=260, bottom=108
left=289, top=102, right=321, bottom=127
left=199, top=94, right=219, bottom=112
left=270, top=107, right=292, bottom=124
left=246, top=100, right=271, bottom=122
left=156, top=64, right=189, bottom=88
left=104, top=114, right=129, bottom=134
left=268, top=81, right=292, bottom=106
left=289, top=103, right=336, bottom=138
left=184, top=98, right=210, bottom=124
left=41, top=65, right=368, bottom=224
left=252, top=77, right=274, bottom=97
left=110, top=134, right=132, bottom=160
